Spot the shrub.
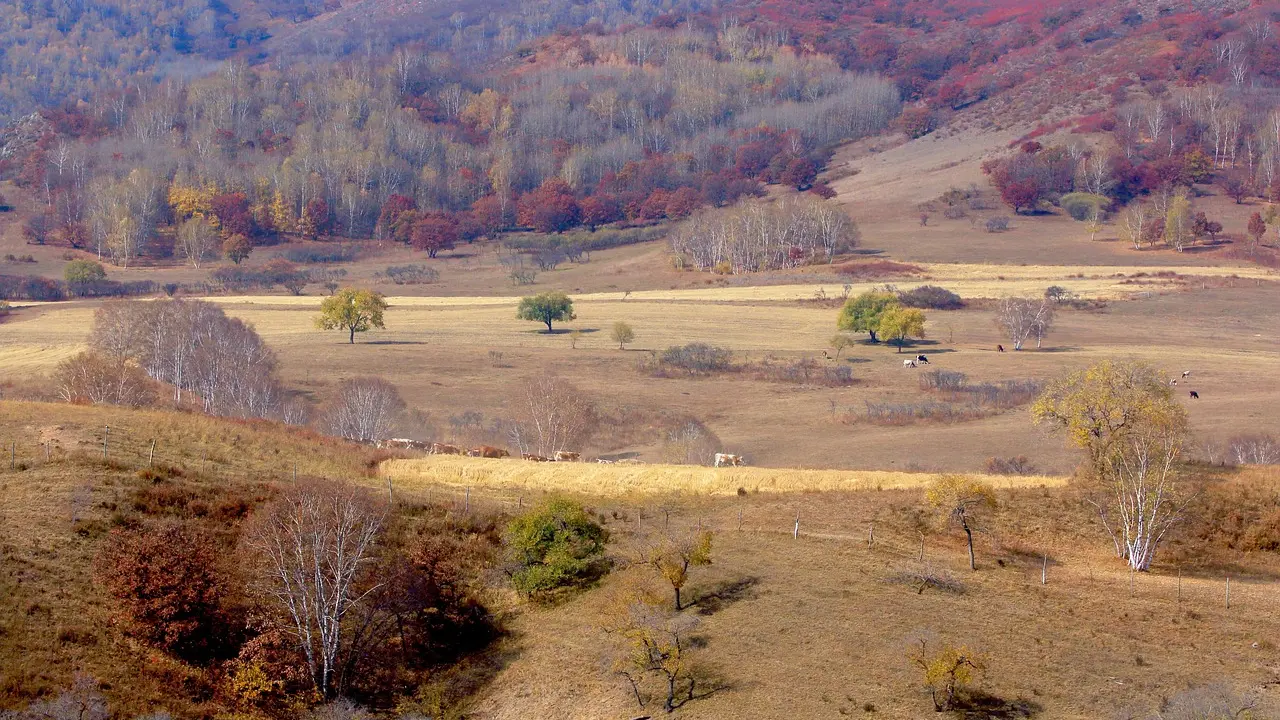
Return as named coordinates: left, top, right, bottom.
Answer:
left=984, top=456, right=1037, bottom=475
left=281, top=246, right=358, bottom=264
left=384, top=264, right=440, bottom=285
left=909, top=637, right=986, bottom=712
left=985, top=216, right=1011, bottom=233
left=898, top=285, right=963, bottom=309
left=504, top=498, right=608, bottom=598
left=658, top=343, right=734, bottom=374
left=1060, top=192, right=1109, bottom=221
left=0, top=300, right=8, bottom=322
left=94, top=523, right=234, bottom=663
left=0, top=273, right=66, bottom=301
left=942, top=206, right=967, bottom=220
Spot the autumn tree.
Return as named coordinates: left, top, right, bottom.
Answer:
left=1246, top=211, right=1267, bottom=253
left=610, top=321, right=635, bottom=350
left=375, top=194, right=416, bottom=241
left=837, top=290, right=898, bottom=343
left=878, top=306, right=926, bottom=352
left=54, top=352, right=157, bottom=408
left=648, top=530, right=712, bottom=611
left=1032, top=360, right=1193, bottom=571
left=409, top=213, right=458, bottom=258
left=177, top=218, right=220, bottom=268
left=926, top=476, right=997, bottom=570
left=517, top=179, right=580, bottom=233
left=601, top=580, right=702, bottom=714
left=828, top=333, right=855, bottom=359
left=1163, top=189, right=1192, bottom=252
left=517, top=290, right=575, bottom=332
left=909, top=635, right=987, bottom=712
left=223, top=234, right=252, bottom=264
left=316, top=288, right=388, bottom=344
left=244, top=480, right=385, bottom=699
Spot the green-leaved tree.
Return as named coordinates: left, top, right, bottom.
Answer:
left=837, top=290, right=899, bottom=343
left=316, top=288, right=388, bottom=344
left=517, top=290, right=575, bottom=332
left=878, top=306, right=927, bottom=352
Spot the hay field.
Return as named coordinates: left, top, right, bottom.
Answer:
left=380, top=455, right=1066, bottom=498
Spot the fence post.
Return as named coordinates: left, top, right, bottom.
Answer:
left=148, top=439, right=156, bottom=467
left=9, top=441, right=14, bottom=471
left=465, top=487, right=470, bottom=514
left=1041, top=552, right=1048, bottom=585
left=868, top=523, right=874, bottom=548
left=387, top=477, right=394, bottom=505
left=793, top=510, right=800, bottom=539
left=1225, top=576, right=1230, bottom=609
left=103, top=426, right=109, bottom=461
left=1177, top=567, right=1182, bottom=605
left=737, top=510, right=742, bottom=531
left=919, top=532, right=925, bottom=561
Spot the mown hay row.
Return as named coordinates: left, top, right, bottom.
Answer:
left=381, top=456, right=1066, bottom=498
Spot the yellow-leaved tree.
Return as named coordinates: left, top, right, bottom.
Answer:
left=315, top=288, right=388, bottom=344
left=1032, top=360, right=1191, bottom=571
left=925, top=475, right=997, bottom=571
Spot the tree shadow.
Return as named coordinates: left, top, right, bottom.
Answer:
left=1022, top=346, right=1083, bottom=353
left=597, top=451, right=643, bottom=461
left=694, top=576, right=760, bottom=616
left=956, top=691, right=1043, bottom=718
left=364, top=340, right=428, bottom=345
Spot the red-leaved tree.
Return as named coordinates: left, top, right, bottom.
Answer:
left=410, top=213, right=459, bottom=257
left=518, top=179, right=580, bottom=233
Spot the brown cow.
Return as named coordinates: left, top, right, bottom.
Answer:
left=554, top=451, right=581, bottom=462
left=430, top=443, right=464, bottom=455
left=714, top=453, right=745, bottom=467
left=473, top=445, right=510, bottom=459
left=522, top=453, right=552, bottom=462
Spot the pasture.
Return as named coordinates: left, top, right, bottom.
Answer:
left=2, top=261, right=1278, bottom=474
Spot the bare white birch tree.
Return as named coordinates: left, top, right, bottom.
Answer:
left=510, top=376, right=596, bottom=457
left=322, top=377, right=405, bottom=444
left=245, top=480, right=385, bottom=698
left=995, top=297, right=1054, bottom=351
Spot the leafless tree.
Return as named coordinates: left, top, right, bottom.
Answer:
left=995, top=297, right=1054, bottom=351
left=322, top=377, right=405, bottom=444
left=510, top=376, right=596, bottom=457
left=244, top=480, right=385, bottom=699
left=176, top=218, right=219, bottom=268
left=54, top=352, right=156, bottom=407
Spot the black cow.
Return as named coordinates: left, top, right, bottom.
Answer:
left=1189, top=391, right=1199, bottom=399
left=916, top=354, right=930, bottom=364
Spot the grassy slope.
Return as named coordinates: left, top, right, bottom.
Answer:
left=0, top=401, right=387, bottom=714
left=1, top=401, right=1278, bottom=718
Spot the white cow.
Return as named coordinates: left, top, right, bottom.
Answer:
left=714, top=453, right=745, bottom=467
left=903, top=359, right=917, bottom=368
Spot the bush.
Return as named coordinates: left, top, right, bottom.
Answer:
left=384, top=264, right=439, bottom=285
left=985, top=216, right=1011, bottom=233
left=94, top=523, right=234, bottom=663
left=505, top=498, right=608, bottom=598
left=1060, top=192, right=1109, bottom=221
left=64, top=259, right=106, bottom=285
left=658, top=343, right=734, bottom=374
left=984, top=456, right=1037, bottom=475
left=280, top=246, right=358, bottom=264
left=898, top=285, right=963, bottom=309
left=0, top=273, right=66, bottom=301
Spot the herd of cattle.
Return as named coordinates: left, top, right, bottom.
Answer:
left=375, top=438, right=748, bottom=467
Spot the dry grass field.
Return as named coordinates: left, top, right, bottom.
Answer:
left=2, top=401, right=1277, bottom=719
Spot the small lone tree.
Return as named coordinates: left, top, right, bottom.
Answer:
left=1247, top=211, right=1267, bottom=254
left=648, top=530, right=712, bottom=611
left=925, top=475, right=997, bottom=570
left=878, top=306, right=927, bottom=352
left=64, top=259, right=107, bottom=291
left=909, top=635, right=986, bottom=712
left=517, top=290, right=575, bottom=332
left=828, top=333, right=854, bottom=359
left=610, top=321, right=635, bottom=350
left=837, top=290, right=899, bottom=343
left=316, top=288, right=388, bottom=344
left=223, top=234, right=252, bottom=264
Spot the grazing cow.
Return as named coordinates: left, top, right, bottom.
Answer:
left=472, top=445, right=510, bottom=458
left=714, top=453, right=745, bottom=467
left=1170, top=379, right=1178, bottom=386
left=997, top=345, right=1005, bottom=353
left=430, top=443, right=464, bottom=455
left=1189, top=390, right=1199, bottom=399
left=915, top=354, right=930, bottom=364
left=554, top=451, right=581, bottom=462
left=903, top=358, right=917, bottom=368
left=522, top=453, right=551, bottom=462
left=1182, top=370, right=1191, bottom=379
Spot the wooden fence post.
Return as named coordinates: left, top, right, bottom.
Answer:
left=9, top=441, right=14, bottom=471
left=1041, top=552, right=1048, bottom=585
left=1177, top=567, right=1182, bottom=605
left=793, top=510, right=800, bottom=539
left=1225, top=576, right=1230, bottom=609
left=918, top=532, right=925, bottom=561
left=103, top=426, right=109, bottom=461
left=387, top=477, right=394, bottom=505
left=465, top=487, right=470, bottom=514
left=737, top=510, right=742, bottom=531
left=868, top=523, right=874, bottom=548
left=148, top=439, right=156, bottom=467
